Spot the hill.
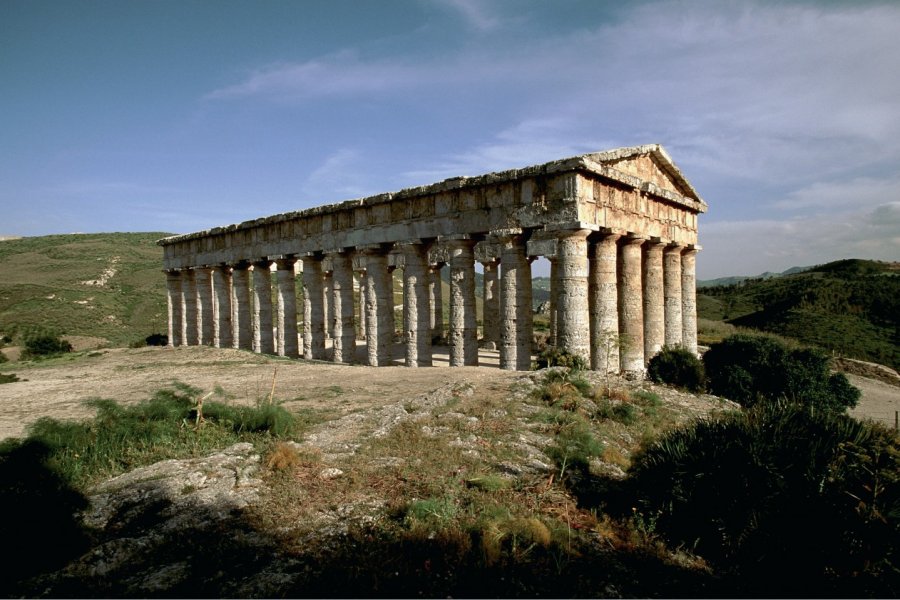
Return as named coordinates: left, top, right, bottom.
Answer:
left=697, top=265, right=808, bottom=288
left=0, top=233, right=171, bottom=347
left=698, top=259, right=900, bottom=370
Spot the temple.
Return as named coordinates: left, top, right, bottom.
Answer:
left=158, top=144, right=706, bottom=374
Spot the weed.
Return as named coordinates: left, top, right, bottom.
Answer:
left=0, top=373, right=20, bottom=384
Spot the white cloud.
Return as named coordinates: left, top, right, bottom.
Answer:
left=775, top=176, right=900, bottom=211
left=302, top=148, right=374, bottom=202
left=437, top=0, right=503, bottom=32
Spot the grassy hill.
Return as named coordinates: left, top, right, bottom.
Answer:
left=0, top=233, right=171, bottom=347
left=698, top=259, right=900, bottom=370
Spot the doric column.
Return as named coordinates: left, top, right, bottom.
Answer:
left=329, top=251, right=355, bottom=364
left=275, top=257, right=299, bottom=358
left=447, top=238, right=478, bottom=367
left=401, top=242, right=432, bottom=367
left=681, top=247, right=699, bottom=355
left=589, top=233, right=621, bottom=373
left=361, top=245, right=394, bottom=367
left=429, top=265, right=444, bottom=341
left=212, top=265, right=233, bottom=349
left=322, top=271, right=333, bottom=339
left=480, top=259, right=499, bottom=348
left=252, top=260, right=275, bottom=355
left=232, top=262, right=253, bottom=350
left=195, top=267, right=214, bottom=345
left=301, top=255, right=326, bottom=360
left=548, top=257, right=558, bottom=346
left=618, top=236, right=645, bottom=376
left=642, top=240, right=665, bottom=362
left=499, top=232, right=532, bottom=371
left=181, top=268, right=197, bottom=346
left=165, top=271, right=182, bottom=347
left=554, top=229, right=591, bottom=363
left=663, top=245, right=683, bottom=348
left=357, top=271, right=367, bottom=340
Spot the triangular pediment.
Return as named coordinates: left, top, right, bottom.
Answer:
left=585, top=144, right=703, bottom=205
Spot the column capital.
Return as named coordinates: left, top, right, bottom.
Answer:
left=544, top=223, right=596, bottom=238
left=620, top=234, right=648, bottom=246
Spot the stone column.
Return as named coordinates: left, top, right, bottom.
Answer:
left=499, top=233, right=532, bottom=371
left=252, top=260, right=275, bottom=355
left=642, top=240, right=665, bottom=362
left=329, top=251, right=355, bottom=364
left=548, top=257, right=558, bottom=346
left=447, top=238, right=478, bottom=367
left=663, top=245, right=683, bottom=348
left=480, top=259, right=499, bottom=348
left=361, top=246, right=394, bottom=367
left=212, top=265, right=233, bottom=349
left=165, top=271, right=182, bottom=347
left=681, top=247, right=699, bottom=355
left=276, top=257, right=299, bottom=358
left=357, top=271, right=367, bottom=340
left=232, top=263, right=253, bottom=350
left=618, top=236, right=645, bottom=376
left=301, top=255, right=326, bottom=360
left=589, top=234, right=621, bottom=373
left=195, top=267, right=214, bottom=345
left=322, top=271, right=333, bottom=339
left=401, top=242, right=432, bottom=367
left=554, top=229, right=591, bottom=363
left=181, top=268, right=198, bottom=346
left=429, top=265, right=444, bottom=341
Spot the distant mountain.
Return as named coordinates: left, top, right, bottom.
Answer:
left=698, top=259, right=900, bottom=370
left=697, top=265, right=810, bottom=288
left=0, top=233, right=171, bottom=347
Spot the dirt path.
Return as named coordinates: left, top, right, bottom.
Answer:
left=847, top=373, right=900, bottom=429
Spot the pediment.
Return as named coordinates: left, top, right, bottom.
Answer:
left=585, top=145, right=703, bottom=205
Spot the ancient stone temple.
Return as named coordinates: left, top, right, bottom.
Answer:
left=159, top=144, right=706, bottom=374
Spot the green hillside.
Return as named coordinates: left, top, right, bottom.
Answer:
left=698, top=259, right=900, bottom=370
left=0, top=233, right=171, bottom=347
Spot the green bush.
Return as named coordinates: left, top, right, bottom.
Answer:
left=647, top=346, right=706, bottom=392
left=703, top=334, right=859, bottom=412
left=534, top=347, right=589, bottom=371
left=0, top=352, right=7, bottom=364
left=21, top=333, right=72, bottom=359
left=0, top=373, right=20, bottom=384
left=624, top=403, right=899, bottom=595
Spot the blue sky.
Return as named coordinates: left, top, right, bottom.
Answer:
left=2, top=0, right=899, bottom=278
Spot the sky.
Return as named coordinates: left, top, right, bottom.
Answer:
left=2, top=0, right=899, bottom=279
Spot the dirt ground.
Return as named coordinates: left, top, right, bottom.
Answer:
left=1, top=344, right=897, bottom=441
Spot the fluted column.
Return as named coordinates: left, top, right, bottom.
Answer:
left=642, top=240, right=665, bottom=362
left=252, top=260, right=274, bottom=355
left=361, top=246, right=394, bottom=367
left=429, top=265, right=444, bottom=341
left=329, top=251, right=355, bottom=364
left=195, top=267, right=214, bottom=345
left=275, top=258, right=299, bottom=358
left=618, top=236, right=645, bottom=376
left=165, top=271, right=182, bottom=347
left=447, top=238, right=478, bottom=367
left=589, top=234, right=621, bottom=373
left=401, top=242, right=432, bottom=367
left=357, top=272, right=367, bottom=340
left=181, top=269, right=197, bottom=346
left=212, top=265, right=233, bottom=349
left=663, top=245, right=683, bottom=348
left=554, top=229, right=591, bottom=363
left=481, top=259, right=499, bottom=348
left=681, top=247, right=699, bottom=355
left=499, top=233, right=532, bottom=371
left=302, top=255, right=326, bottom=360
left=232, top=263, right=253, bottom=350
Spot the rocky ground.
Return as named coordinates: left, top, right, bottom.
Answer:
left=1, top=346, right=896, bottom=596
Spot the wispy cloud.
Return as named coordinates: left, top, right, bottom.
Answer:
left=302, top=148, right=374, bottom=202
left=437, top=0, right=503, bottom=32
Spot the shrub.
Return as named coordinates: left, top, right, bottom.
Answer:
left=0, top=373, right=20, bottom=384
left=647, top=346, right=706, bottom=392
left=21, top=333, right=72, bottom=359
left=145, top=333, right=168, bottom=346
left=534, top=347, right=589, bottom=371
left=703, top=334, right=859, bottom=412
left=0, top=352, right=7, bottom=364
left=624, top=403, right=899, bottom=595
